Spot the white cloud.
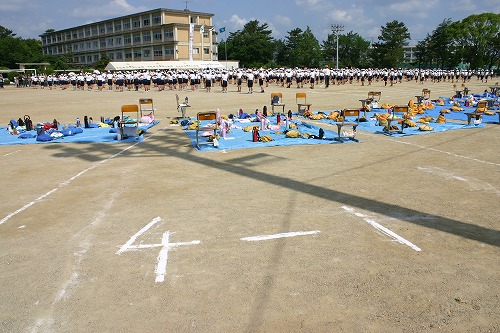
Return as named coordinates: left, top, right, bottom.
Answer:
left=229, top=14, right=248, bottom=30
left=274, top=15, right=292, bottom=28
left=70, top=0, right=146, bottom=19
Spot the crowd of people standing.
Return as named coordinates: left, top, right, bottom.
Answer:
left=11, top=67, right=495, bottom=93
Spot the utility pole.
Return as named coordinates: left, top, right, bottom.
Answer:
left=331, top=24, right=344, bottom=69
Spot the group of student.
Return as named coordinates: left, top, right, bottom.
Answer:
left=13, top=67, right=494, bottom=93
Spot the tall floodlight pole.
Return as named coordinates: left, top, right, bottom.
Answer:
left=331, top=24, right=344, bottom=69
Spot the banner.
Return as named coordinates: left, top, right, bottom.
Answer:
left=189, top=23, right=194, bottom=61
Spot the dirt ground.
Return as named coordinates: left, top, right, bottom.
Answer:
left=0, top=76, right=499, bottom=333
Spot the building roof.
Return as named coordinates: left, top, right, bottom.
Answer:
left=39, top=8, right=214, bottom=36
left=104, top=60, right=224, bottom=71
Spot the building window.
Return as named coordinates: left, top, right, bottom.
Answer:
left=100, top=39, right=106, bottom=47
left=115, top=37, right=122, bottom=45
left=190, top=17, right=197, bottom=24
left=107, top=38, right=114, bottom=46
left=87, top=55, right=92, bottom=63
left=204, top=47, right=210, bottom=55
left=124, top=35, right=131, bottom=45
left=132, top=17, right=140, bottom=28
left=80, top=56, right=85, bottom=63
left=144, top=49, right=151, bottom=58
left=91, top=26, right=98, bottom=35
left=78, top=29, right=84, bottom=38
left=57, top=34, right=62, bottom=42
left=152, top=13, right=161, bottom=25
left=66, top=33, right=71, bottom=40
left=93, top=55, right=99, bottom=62
left=79, top=42, right=85, bottom=50
left=106, top=23, right=113, bottom=33
left=125, top=51, right=132, bottom=59
left=99, top=25, right=105, bottom=34
left=133, top=33, right=141, bottom=43
left=203, top=32, right=209, bottom=39
left=153, top=30, right=162, bottom=41
left=165, top=46, right=174, bottom=55
left=115, top=22, right=122, bottom=31
left=116, top=52, right=123, bottom=60
left=143, top=15, right=150, bottom=27
left=193, top=48, right=199, bottom=55
left=124, top=20, right=131, bottom=30
left=154, top=48, right=163, bottom=57
left=85, top=28, right=91, bottom=36
left=86, top=42, right=91, bottom=49
left=108, top=53, right=114, bottom=60
left=134, top=50, right=142, bottom=58
left=93, top=40, right=99, bottom=48
left=164, top=29, right=174, bottom=39
left=143, top=32, right=151, bottom=42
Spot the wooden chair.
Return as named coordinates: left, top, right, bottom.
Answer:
left=415, top=89, right=431, bottom=104
left=465, top=100, right=487, bottom=125
left=386, top=105, right=410, bottom=134
left=296, top=92, right=311, bottom=115
left=195, top=111, right=218, bottom=149
left=270, top=92, right=285, bottom=115
left=139, top=98, right=156, bottom=117
left=176, top=94, right=190, bottom=119
left=334, top=109, right=360, bottom=142
left=119, top=104, right=139, bottom=139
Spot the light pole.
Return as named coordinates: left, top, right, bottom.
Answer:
left=331, top=24, right=344, bottom=69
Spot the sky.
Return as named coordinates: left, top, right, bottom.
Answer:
left=1, top=0, right=499, bottom=45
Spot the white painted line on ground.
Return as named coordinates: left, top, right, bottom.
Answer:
left=391, top=138, right=500, bottom=167
left=240, top=230, right=321, bottom=242
left=2, top=149, right=21, bottom=157
left=155, top=231, right=201, bottom=283
left=155, top=231, right=171, bottom=283
left=116, top=216, right=162, bottom=255
left=341, top=205, right=421, bottom=252
left=0, top=129, right=165, bottom=226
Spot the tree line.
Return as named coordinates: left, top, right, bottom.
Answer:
left=0, top=12, right=498, bottom=79
left=219, top=13, right=499, bottom=70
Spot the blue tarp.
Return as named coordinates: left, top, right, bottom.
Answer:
left=0, top=121, right=159, bottom=146
left=183, top=117, right=357, bottom=152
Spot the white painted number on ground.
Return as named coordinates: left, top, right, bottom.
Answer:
left=116, top=217, right=200, bottom=283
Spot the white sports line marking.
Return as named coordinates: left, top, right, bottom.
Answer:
left=391, top=139, right=500, bottom=167
left=116, top=216, right=162, bottom=255
left=117, top=217, right=200, bottom=283
left=2, top=149, right=21, bottom=157
left=0, top=130, right=164, bottom=226
left=155, top=232, right=200, bottom=283
left=240, top=230, right=321, bottom=242
left=341, top=205, right=422, bottom=252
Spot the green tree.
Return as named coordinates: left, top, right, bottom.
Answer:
left=223, top=20, right=275, bottom=68
left=453, top=13, right=500, bottom=69
left=0, top=26, right=44, bottom=69
left=277, top=27, right=322, bottom=68
left=0, top=26, right=16, bottom=38
left=322, top=30, right=370, bottom=68
left=93, top=54, right=112, bottom=71
left=371, top=20, right=410, bottom=68
left=337, top=32, right=371, bottom=68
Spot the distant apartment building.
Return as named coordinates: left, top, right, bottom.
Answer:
left=39, top=8, right=218, bottom=66
left=403, top=45, right=417, bottom=64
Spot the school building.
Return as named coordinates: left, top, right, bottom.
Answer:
left=39, top=8, right=219, bottom=66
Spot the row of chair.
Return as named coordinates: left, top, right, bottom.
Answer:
left=119, top=98, right=156, bottom=138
